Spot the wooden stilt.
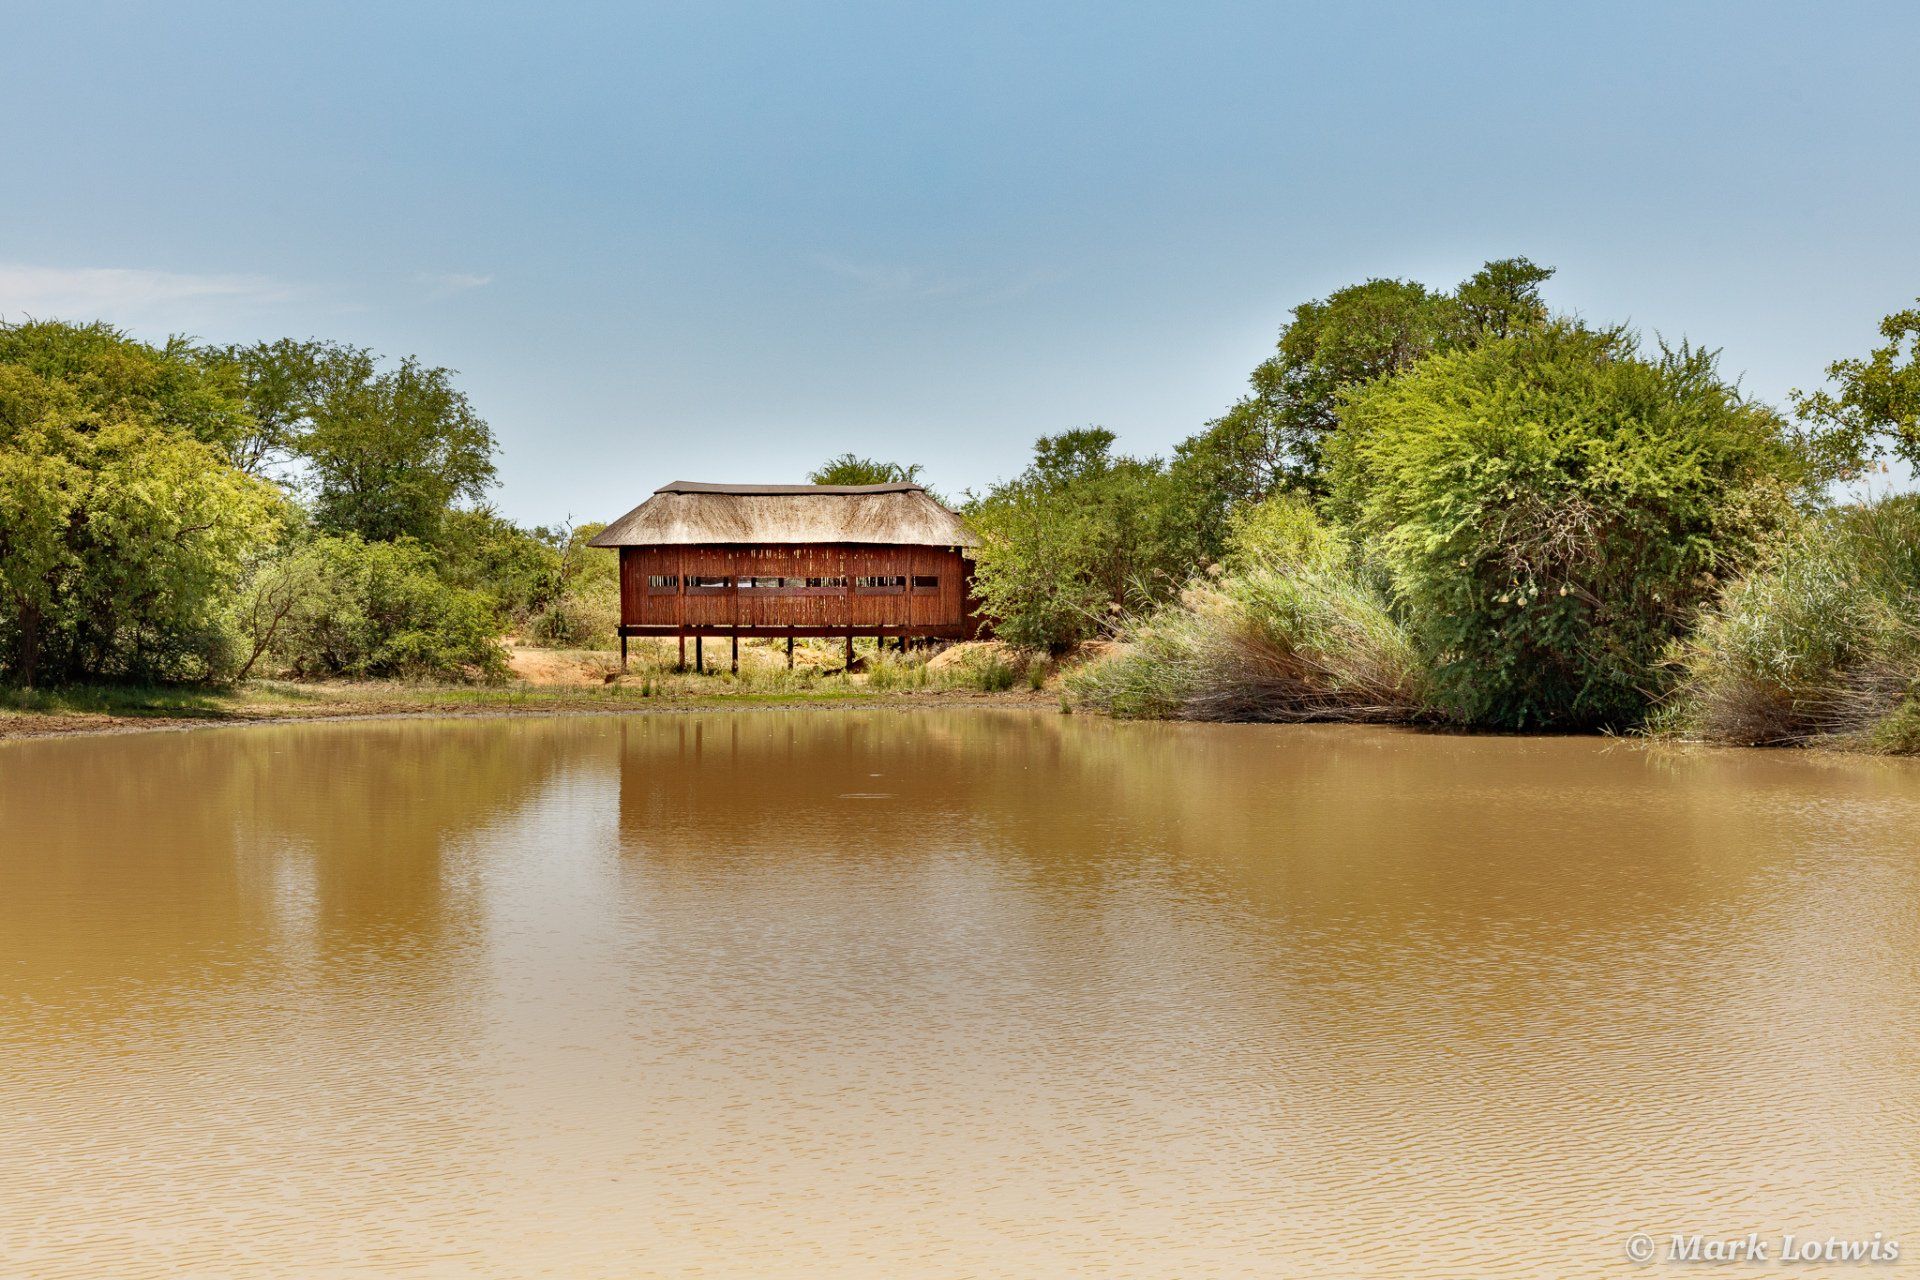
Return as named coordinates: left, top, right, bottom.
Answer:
left=620, top=631, right=628, bottom=671
left=786, top=634, right=795, bottom=669
left=678, top=631, right=686, bottom=671
left=730, top=631, right=739, bottom=675
left=695, top=635, right=704, bottom=674
left=845, top=631, right=854, bottom=670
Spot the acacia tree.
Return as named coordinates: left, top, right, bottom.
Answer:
left=807, top=454, right=925, bottom=485
left=1181, top=258, right=1555, bottom=507
left=1791, top=300, right=1920, bottom=482
left=214, top=339, right=496, bottom=544
left=1455, top=257, right=1556, bottom=339
left=301, top=353, right=495, bottom=544
left=203, top=337, right=337, bottom=479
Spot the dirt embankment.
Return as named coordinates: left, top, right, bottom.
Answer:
left=504, top=643, right=621, bottom=686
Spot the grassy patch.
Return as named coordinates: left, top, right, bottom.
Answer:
left=1660, top=495, right=1920, bottom=751
left=0, top=684, right=250, bottom=720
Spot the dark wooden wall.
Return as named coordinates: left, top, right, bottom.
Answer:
left=618, top=544, right=979, bottom=638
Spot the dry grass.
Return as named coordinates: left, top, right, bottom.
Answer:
left=1659, top=496, right=1920, bottom=752
left=1067, top=561, right=1429, bottom=723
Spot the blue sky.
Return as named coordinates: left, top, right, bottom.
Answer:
left=4, top=1, right=1916, bottom=523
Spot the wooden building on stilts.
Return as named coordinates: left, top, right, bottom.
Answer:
left=589, top=481, right=984, bottom=672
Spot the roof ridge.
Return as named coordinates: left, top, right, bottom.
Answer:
left=588, top=483, right=979, bottom=548
left=655, top=480, right=926, bottom=496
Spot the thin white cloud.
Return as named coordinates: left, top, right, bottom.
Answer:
left=0, top=263, right=291, bottom=325
left=813, top=254, right=966, bottom=298
left=812, top=254, right=1060, bottom=304
left=415, top=271, right=494, bottom=293
left=0, top=261, right=497, bottom=335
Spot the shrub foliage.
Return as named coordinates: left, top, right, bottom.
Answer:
left=0, top=321, right=281, bottom=685
left=1663, top=496, right=1920, bottom=747
left=1328, top=324, right=1801, bottom=729
left=967, top=429, right=1194, bottom=652
left=249, top=535, right=507, bottom=681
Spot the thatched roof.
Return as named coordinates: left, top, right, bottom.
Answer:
left=589, top=481, right=981, bottom=548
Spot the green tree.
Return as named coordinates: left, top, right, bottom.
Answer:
left=1454, top=256, right=1554, bottom=339
left=0, top=321, right=281, bottom=686
left=1791, top=300, right=1920, bottom=480
left=220, top=340, right=495, bottom=544
left=807, top=454, right=925, bottom=485
left=1192, top=257, right=1555, bottom=506
left=0, top=320, right=252, bottom=454
left=202, top=337, right=336, bottom=479
left=302, top=353, right=495, bottom=543
left=1163, top=398, right=1292, bottom=565
left=967, top=428, right=1189, bottom=651
left=1328, top=323, right=1801, bottom=729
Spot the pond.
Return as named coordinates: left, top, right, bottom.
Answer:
left=2, top=710, right=1917, bottom=1277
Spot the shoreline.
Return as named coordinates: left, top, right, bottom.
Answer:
left=0, top=685, right=1057, bottom=744
left=3, top=683, right=1911, bottom=762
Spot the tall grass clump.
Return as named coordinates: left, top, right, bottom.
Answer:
left=940, top=653, right=1019, bottom=693
left=865, top=650, right=932, bottom=691
left=1068, top=498, right=1428, bottom=721
left=1662, top=495, right=1920, bottom=749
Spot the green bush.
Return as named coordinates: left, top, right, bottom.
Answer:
left=427, top=511, right=622, bottom=649
left=1328, top=324, right=1802, bottom=729
left=1662, top=496, right=1920, bottom=747
left=435, top=508, right=564, bottom=619
left=968, top=429, right=1195, bottom=652
left=1869, top=697, right=1920, bottom=754
left=1068, top=498, right=1426, bottom=721
left=522, top=522, right=621, bottom=648
left=1220, top=491, right=1348, bottom=574
left=523, top=591, right=617, bottom=649
left=256, top=535, right=507, bottom=681
left=0, top=321, right=282, bottom=686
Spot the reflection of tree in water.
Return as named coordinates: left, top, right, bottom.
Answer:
left=0, top=719, right=588, bottom=1008
left=613, top=710, right=1384, bottom=898
left=605, top=709, right=1802, bottom=933
left=612, top=710, right=1920, bottom=1041
left=4, top=709, right=1914, bottom=1273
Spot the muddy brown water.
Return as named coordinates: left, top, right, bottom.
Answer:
left=1, top=711, right=1916, bottom=1278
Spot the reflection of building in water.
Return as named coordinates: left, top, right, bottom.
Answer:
left=11, top=714, right=1920, bottom=1277
left=613, top=711, right=1155, bottom=872
left=615, top=713, right=971, bottom=862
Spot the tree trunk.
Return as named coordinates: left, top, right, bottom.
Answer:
left=17, top=601, right=42, bottom=690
